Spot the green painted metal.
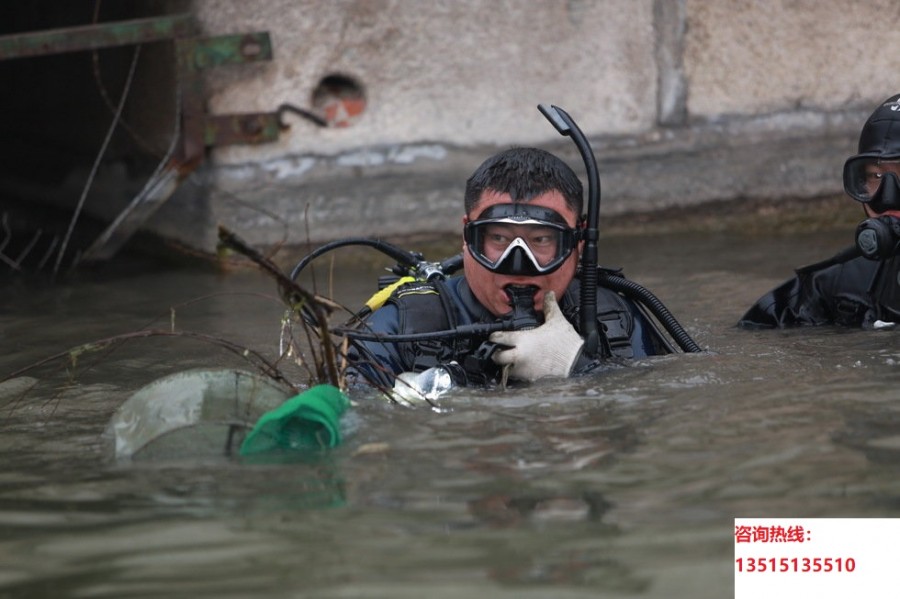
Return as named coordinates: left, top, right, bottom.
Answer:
left=0, top=12, right=282, bottom=264
left=0, top=14, right=194, bottom=60
left=189, top=33, right=272, bottom=71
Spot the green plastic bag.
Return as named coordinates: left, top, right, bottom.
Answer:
left=239, top=384, right=349, bottom=455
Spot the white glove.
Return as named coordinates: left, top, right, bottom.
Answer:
left=489, top=291, right=584, bottom=382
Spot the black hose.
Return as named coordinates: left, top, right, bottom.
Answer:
left=290, top=237, right=421, bottom=282
left=439, top=253, right=464, bottom=275
left=598, top=272, right=703, bottom=353
left=338, top=320, right=507, bottom=343
left=340, top=274, right=703, bottom=355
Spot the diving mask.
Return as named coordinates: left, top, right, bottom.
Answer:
left=463, top=203, right=580, bottom=276
left=843, top=157, right=900, bottom=212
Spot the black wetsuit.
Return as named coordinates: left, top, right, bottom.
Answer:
left=738, top=247, right=900, bottom=329
left=349, top=273, right=672, bottom=388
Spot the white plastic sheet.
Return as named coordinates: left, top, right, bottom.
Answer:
left=105, top=368, right=292, bottom=459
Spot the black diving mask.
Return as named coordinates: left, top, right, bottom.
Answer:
left=463, top=203, right=580, bottom=276
left=843, top=157, right=900, bottom=212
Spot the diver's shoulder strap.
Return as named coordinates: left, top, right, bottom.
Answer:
left=385, top=280, right=460, bottom=371
left=598, top=265, right=625, bottom=277
left=387, top=280, right=455, bottom=333
left=565, top=276, right=636, bottom=360
left=594, top=286, right=636, bottom=359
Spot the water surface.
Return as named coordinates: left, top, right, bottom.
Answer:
left=2, top=228, right=899, bottom=598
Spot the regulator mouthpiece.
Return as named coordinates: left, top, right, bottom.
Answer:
left=504, top=285, right=541, bottom=330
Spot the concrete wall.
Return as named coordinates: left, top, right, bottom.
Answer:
left=150, top=0, right=900, bottom=250
left=684, top=0, right=899, bottom=116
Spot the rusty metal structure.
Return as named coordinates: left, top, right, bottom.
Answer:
left=0, top=11, right=314, bottom=270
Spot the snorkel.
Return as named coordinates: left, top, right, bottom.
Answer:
left=537, top=104, right=601, bottom=357
left=537, top=104, right=702, bottom=355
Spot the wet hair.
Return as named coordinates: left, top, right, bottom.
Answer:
left=464, top=147, right=583, bottom=216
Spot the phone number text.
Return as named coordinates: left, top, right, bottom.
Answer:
left=735, top=557, right=856, bottom=573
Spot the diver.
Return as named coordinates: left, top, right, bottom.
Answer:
left=290, top=105, right=702, bottom=397
left=347, top=146, right=673, bottom=390
left=739, top=93, right=900, bottom=329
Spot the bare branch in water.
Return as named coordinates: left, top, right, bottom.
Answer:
left=1, top=227, right=350, bottom=414
left=217, top=225, right=341, bottom=387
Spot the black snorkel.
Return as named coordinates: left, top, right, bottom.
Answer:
left=537, top=104, right=601, bottom=358
left=538, top=104, right=703, bottom=355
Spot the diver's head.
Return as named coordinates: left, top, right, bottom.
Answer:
left=843, top=94, right=900, bottom=216
left=461, top=148, right=585, bottom=317
left=464, top=147, right=583, bottom=216
left=462, top=189, right=582, bottom=317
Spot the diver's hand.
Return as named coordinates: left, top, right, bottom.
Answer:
left=489, top=291, right=584, bottom=382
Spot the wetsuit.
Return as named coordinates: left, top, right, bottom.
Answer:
left=349, top=273, right=672, bottom=388
left=738, top=247, right=900, bottom=329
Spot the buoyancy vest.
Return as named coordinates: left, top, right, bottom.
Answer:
left=388, top=280, right=462, bottom=372
left=383, top=275, right=644, bottom=382
left=739, top=247, right=900, bottom=328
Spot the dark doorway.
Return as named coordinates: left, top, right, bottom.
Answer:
left=0, top=1, right=187, bottom=274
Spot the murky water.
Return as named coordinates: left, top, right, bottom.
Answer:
left=2, top=227, right=899, bottom=598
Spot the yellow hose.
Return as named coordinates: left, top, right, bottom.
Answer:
left=364, top=276, right=415, bottom=311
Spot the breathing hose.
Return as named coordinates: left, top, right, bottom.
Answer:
left=290, top=237, right=422, bottom=282
left=598, top=272, right=702, bottom=353
left=340, top=272, right=702, bottom=354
